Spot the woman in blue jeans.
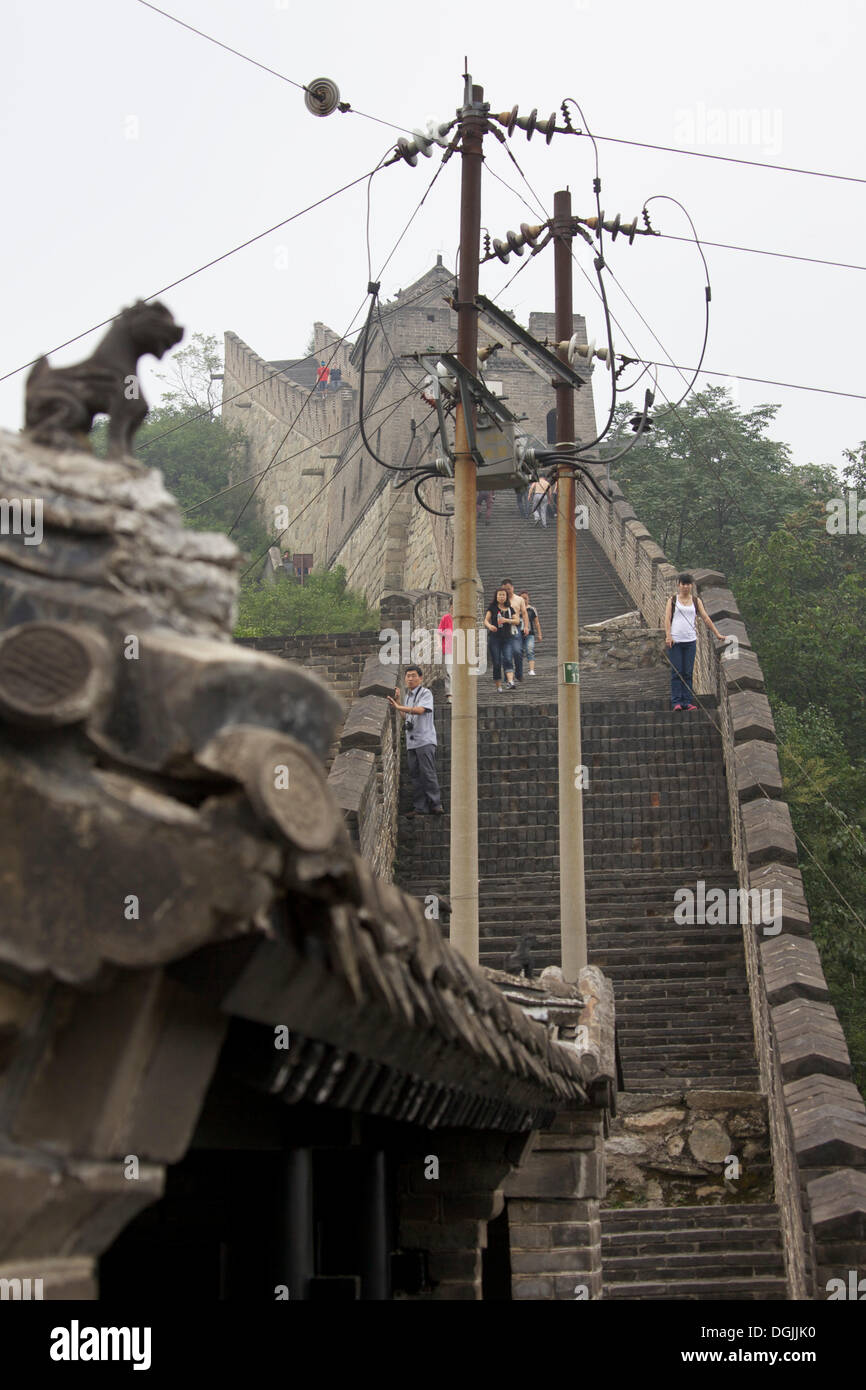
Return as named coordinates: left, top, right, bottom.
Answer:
left=665, top=573, right=725, bottom=710
left=484, top=587, right=518, bottom=693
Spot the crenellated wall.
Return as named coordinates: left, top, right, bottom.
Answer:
left=576, top=456, right=866, bottom=1300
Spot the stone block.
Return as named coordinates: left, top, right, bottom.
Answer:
left=0, top=1256, right=96, bottom=1300
left=512, top=1275, right=555, bottom=1299
left=327, top=748, right=375, bottom=815
left=11, top=971, right=226, bottom=1163
left=508, top=1224, right=552, bottom=1250
left=358, top=653, right=396, bottom=699
left=773, top=999, right=852, bottom=1082
left=762, top=935, right=829, bottom=1004
left=503, top=1150, right=603, bottom=1200
left=340, top=695, right=390, bottom=751
left=807, top=1170, right=866, bottom=1239
left=511, top=1248, right=590, bottom=1274
left=399, top=1219, right=485, bottom=1251
left=720, top=648, right=766, bottom=694
left=0, top=1153, right=163, bottom=1262
left=685, top=1091, right=764, bottom=1110
left=749, top=863, right=811, bottom=935
left=734, top=741, right=783, bottom=802
left=729, top=690, right=776, bottom=745
left=741, top=798, right=798, bottom=867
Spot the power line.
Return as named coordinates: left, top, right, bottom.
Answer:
left=135, top=1, right=412, bottom=135
left=585, top=263, right=866, bottom=860
left=639, top=361, right=866, bottom=403
left=229, top=149, right=453, bottom=534
left=581, top=131, right=866, bottom=187
left=657, top=232, right=866, bottom=276
left=0, top=166, right=381, bottom=385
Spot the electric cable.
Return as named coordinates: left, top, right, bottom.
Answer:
left=149, top=272, right=457, bottom=463
left=229, top=148, right=455, bottom=531
left=0, top=165, right=384, bottom=386
left=238, top=385, right=434, bottom=579
left=135, top=1, right=414, bottom=135
left=657, top=232, right=866, bottom=276
left=642, top=195, right=710, bottom=410
left=576, top=130, right=866, bottom=187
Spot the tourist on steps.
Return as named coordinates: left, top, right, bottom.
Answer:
left=665, top=573, right=725, bottom=711
left=484, top=588, right=518, bottom=693
left=476, top=490, right=494, bottom=526
left=520, top=591, right=542, bottom=675
left=501, top=580, right=528, bottom=680
left=388, top=666, right=444, bottom=815
left=528, top=477, right=551, bottom=527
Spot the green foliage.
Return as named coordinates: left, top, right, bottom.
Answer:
left=92, top=404, right=269, bottom=562
left=235, top=566, right=380, bottom=638
left=608, top=386, right=837, bottom=576
left=608, top=390, right=866, bottom=1092
left=774, top=703, right=866, bottom=1094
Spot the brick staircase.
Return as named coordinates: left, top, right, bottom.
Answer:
left=602, top=1204, right=787, bottom=1299
left=394, top=508, right=787, bottom=1298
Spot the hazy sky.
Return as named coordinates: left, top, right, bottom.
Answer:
left=2, top=0, right=863, bottom=477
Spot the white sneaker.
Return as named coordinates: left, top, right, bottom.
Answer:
left=528, top=670, right=536, bottom=676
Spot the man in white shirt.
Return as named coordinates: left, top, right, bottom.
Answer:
left=388, top=665, right=444, bottom=815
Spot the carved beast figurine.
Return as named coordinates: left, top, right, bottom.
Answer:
left=25, top=300, right=183, bottom=458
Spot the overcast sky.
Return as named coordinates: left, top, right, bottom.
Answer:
left=2, top=0, right=863, bottom=477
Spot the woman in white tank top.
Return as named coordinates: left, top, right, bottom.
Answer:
left=664, top=573, right=725, bottom=711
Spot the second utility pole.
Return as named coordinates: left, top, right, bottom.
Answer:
left=449, top=74, right=486, bottom=966
left=553, top=188, right=588, bottom=980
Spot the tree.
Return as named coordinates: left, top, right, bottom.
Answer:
left=605, top=387, right=837, bottom=578
left=92, top=404, right=269, bottom=562
left=235, top=566, right=379, bottom=638
left=155, top=332, right=223, bottom=413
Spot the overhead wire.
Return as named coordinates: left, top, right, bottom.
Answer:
left=576, top=130, right=866, bottom=187
left=489, top=114, right=866, bottom=873
left=0, top=165, right=384, bottom=385
left=656, top=232, right=866, bottom=276
left=135, top=0, right=414, bottom=135
left=229, top=144, right=454, bottom=532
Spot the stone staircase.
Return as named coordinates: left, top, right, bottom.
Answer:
left=394, top=508, right=787, bottom=1298
left=397, top=696, right=760, bottom=1093
left=601, top=1204, right=787, bottom=1300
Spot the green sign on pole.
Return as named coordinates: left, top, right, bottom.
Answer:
left=563, top=662, right=580, bottom=685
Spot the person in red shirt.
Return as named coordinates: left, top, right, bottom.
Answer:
left=437, top=611, right=453, bottom=699
left=316, top=361, right=330, bottom=391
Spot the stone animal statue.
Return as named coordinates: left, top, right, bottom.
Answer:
left=25, top=300, right=184, bottom=458
left=504, top=932, right=539, bottom=980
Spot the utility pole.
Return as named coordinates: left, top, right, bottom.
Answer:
left=449, top=73, right=486, bottom=966
left=553, top=188, right=588, bottom=980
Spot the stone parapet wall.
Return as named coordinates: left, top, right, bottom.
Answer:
left=579, top=456, right=866, bottom=1300
left=605, top=1090, right=772, bottom=1208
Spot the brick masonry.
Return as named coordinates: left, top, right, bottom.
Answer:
left=576, top=454, right=866, bottom=1299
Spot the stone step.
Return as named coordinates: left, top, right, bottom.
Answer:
left=602, top=1249, right=785, bottom=1280
left=603, top=1276, right=788, bottom=1300
left=603, top=1202, right=778, bottom=1223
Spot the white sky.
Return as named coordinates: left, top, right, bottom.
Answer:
left=2, top=0, right=863, bottom=475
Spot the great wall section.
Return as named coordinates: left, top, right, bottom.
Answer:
left=231, top=263, right=866, bottom=1299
